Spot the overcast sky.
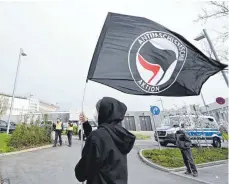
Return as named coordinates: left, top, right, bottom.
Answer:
left=0, top=0, right=228, bottom=112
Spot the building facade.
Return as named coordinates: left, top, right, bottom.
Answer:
left=0, top=93, right=58, bottom=122
left=0, top=93, right=30, bottom=116
left=39, top=101, right=58, bottom=112
left=122, top=111, right=162, bottom=131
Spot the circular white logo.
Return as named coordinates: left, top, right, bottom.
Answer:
left=128, top=31, right=187, bottom=93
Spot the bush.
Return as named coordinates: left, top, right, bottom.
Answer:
left=73, top=126, right=78, bottom=135
left=62, top=130, right=67, bottom=135
left=143, top=148, right=228, bottom=168
left=8, top=124, right=51, bottom=149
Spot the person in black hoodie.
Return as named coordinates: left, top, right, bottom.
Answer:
left=175, top=129, right=198, bottom=177
left=75, top=97, right=136, bottom=184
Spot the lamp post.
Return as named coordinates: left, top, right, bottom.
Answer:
left=7, top=48, right=27, bottom=134
left=200, top=92, right=210, bottom=116
left=194, top=29, right=228, bottom=87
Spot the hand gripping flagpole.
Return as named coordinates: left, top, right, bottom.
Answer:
left=80, top=81, right=88, bottom=184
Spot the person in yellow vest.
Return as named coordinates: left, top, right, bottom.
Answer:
left=53, top=118, right=63, bottom=147
left=67, top=122, right=74, bottom=147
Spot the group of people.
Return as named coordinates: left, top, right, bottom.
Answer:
left=52, top=118, right=74, bottom=147
left=53, top=97, right=198, bottom=184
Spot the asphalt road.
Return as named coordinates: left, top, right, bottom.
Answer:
left=0, top=138, right=211, bottom=184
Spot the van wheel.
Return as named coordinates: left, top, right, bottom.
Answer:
left=160, top=142, right=168, bottom=146
left=213, top=137, right=221, bottom=148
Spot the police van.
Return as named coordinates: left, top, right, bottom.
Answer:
left=154, top=115, right=222, bottom=148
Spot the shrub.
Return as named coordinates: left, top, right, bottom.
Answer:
left=8, top=124, right=51, bottom=149
left=62, top=130, right=67, bottom=135
left=143, top=148, right=228, bottom=168
left=73, top=126, right=78, bottom=135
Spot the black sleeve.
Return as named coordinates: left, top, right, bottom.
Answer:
left=83, top=121, right=92, bottom=137
left=184, top=132, right=192, bottom=147
left=75, top=137, right=101, bottom=182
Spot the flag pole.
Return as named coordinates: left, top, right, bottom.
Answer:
left=202, top=29, right=229, bottom=87
left=80, top=80, right=88, bottom=184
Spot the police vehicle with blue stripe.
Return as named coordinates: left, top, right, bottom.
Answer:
left=154, top=115, right=222, bottom=148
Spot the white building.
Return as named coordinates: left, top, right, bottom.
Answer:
left=0, top=93, right=58, bottom=120
left=39, top=101, right=58, bottom=112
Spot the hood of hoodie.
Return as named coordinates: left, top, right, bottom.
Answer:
left=98, top=97, right=136, bottom=154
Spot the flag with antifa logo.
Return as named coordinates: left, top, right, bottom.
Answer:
left=87, top=12, right=227, bottom=96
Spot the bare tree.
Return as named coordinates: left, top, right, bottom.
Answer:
left=197, top=1, right=228, bottom=21
left=196, top=1, right=228, bottom=66
left=196, top=1, right=229, bottom=40
left=0, top=96, right=8, bottom=119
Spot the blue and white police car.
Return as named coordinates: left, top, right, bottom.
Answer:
left=154, top=115, right=222, bottom=148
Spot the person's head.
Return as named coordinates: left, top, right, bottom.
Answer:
left=57, top=118, right=60, bottom=122
left=94, top=97, right=127, bottom=125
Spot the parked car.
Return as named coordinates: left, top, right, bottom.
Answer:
left=154, top=115, right=222, bottom=148
left=0, top=120, right=16, bottom=134
left=78, top=120, right=97, bottom=140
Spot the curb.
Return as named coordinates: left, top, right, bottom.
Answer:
left=138, top=149, right=228, bottom=184
left=0, top=145, right=52, bottom=157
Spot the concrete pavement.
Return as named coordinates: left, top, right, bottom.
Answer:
left=0, top=138, right=224, bottom=184
left=176, top=164, right=228, bottom=184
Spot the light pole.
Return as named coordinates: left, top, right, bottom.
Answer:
left=28, top=94, right=33, bottom=114
left=200, top=92, right=210, bottom=116
left=7, top=48, right=27, bottom=134
left=194, top=29, right=228, bottom=87
left=157, top=98, right=165, bottom=120
left=158, top=98, right=165, bottom=111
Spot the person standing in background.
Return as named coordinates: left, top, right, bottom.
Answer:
left=53, top=118, right=63, bottom=147
left=175, top=129, right=198, bottom=177
left=67, top=121, right=74, bottom=147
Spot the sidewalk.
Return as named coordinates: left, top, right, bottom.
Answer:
left=176, top=163, right=228, bottom=184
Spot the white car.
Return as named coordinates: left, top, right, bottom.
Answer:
left=155, top=115, right=222, bottom=147
left=78, top=120, right=97, bottom=140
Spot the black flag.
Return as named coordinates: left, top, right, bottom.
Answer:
left=87, top=12, right=227, bottom=96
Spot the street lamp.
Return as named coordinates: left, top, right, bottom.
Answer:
left=194, top=29, right=228, bottom=87
left=7, top=48, right=27, bottom=134
left=157, top=98, right=165, bottom=111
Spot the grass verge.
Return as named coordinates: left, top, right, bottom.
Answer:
left=0, top=133, right=15, bottom=153
left=142, top=148, right=228, bottom=168
left=134, top=133, right=151, bottom=140
left=222, top=133, right=228, bottom=141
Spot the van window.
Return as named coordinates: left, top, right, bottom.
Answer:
left=162, top=116, right=191, bottom=128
